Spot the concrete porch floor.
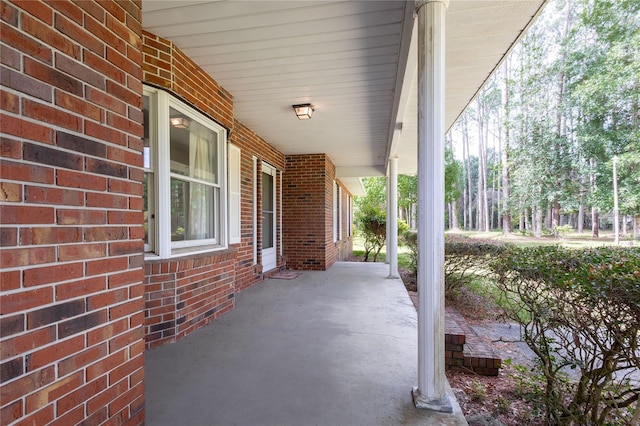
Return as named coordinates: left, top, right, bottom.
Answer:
left=145, top=261, right=467, bottom=426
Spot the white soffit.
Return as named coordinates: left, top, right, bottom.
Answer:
left=142, top=0, right=546, bottom=181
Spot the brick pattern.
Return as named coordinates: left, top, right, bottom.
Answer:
left=446, top=307, right=502, bottom=376
left=0, top=1, right=145, bottom=425
left=283, top=154, right=328, bottom=270
left=408, top=297, right=502, bottom=376
left=230, top=120, right=285, bottom=291
left=324, top=158, right=338, bottom=267
left=334, top=177, right=353, bottom=262
left=282, top=154, right=352, bottom=270
left=143, top=250, right=237, bottom=349
left=141, top=31, right=233, bottom=130
left=141, top=33, right=288, bottom=347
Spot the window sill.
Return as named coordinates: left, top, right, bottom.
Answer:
left=144, top=244, right=237, bottom=262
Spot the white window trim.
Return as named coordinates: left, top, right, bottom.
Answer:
left=338, top=184, right=342, bottom=241
left=228, top=144, right=241, bottom=245
left=143, top=89, right=157, bottom=253
left=333, top=180, right=338, bottom=243
left=261, top=162, right=277, bottom=243
left=252, top=155, right=258, bottom=265
left=144, top=85, right=228, bottom=259
left=279, top=169, right=283, bottom=257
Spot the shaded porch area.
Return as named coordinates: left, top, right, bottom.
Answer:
left=145, top=262, right=467, bottom=425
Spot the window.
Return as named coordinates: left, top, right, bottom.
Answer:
left=143, top=86, right=227, bottom=257
left=143, top=94, right=155, bottom=252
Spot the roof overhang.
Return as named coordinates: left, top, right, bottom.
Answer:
left=142, top=0, right=547, bottom=195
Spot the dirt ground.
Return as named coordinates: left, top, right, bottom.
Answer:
left=444, top=287, right=544, bottom=426
left=399, top=268, right=544, bottom=426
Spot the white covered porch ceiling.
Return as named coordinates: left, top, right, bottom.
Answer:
left=142, top=0, right=546, bottom=195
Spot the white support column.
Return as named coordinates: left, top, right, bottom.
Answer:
left=413, top=0, right=452, bottom=412
left=388, top=156, right=399, bottom=278
left=385, top=177, right=391, bottom=264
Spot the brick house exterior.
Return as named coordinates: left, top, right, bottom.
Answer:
left=0, top=1, right=353, bottom=425
left=283, top=154, right=353, bottom=270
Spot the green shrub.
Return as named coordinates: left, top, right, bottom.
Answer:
left=354, top=205, right=386, bottom=262
left=397, top=219, right=410, bottom=237
left=400, top=233, right=507, bottom=295
left=554, top=224, right=573, bottom=237
left=400, top=229, right=417, bottom=273
left=492, top=245, right=640, bottom=425
left=444, top=235, right=506, bottom=294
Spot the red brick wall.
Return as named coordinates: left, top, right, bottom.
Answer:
left=231, top=120, right=286, bottom=290
left=283, top=154, right=327, bottom=269
left=140, top=33, right=287, bottom=347
left=143, top=250, right=236, bottom=349
left=142, top=30, right=233, bottom=130
left=0, top=1, right=145, bottom=425
left=283, top=154, right=352, bottom=270
left=336, top=182, right=353, bottom=261
left=324, top=157, right=338, bottom=267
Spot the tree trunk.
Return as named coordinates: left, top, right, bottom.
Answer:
left=578, top=174, right=585, bottom=234
left=463, top=115, right=474, bottom=230
left=476, top=101, right=483, bottom=231
left=450, top=202, right=459, bottom=230
left=501, top=62, right=512, bottom=234
left=411, top=203, right=417, bottom=229
left=476, top=97, right=489, bottom=232
left=590, top=158, right=599, bottom=238
left=462, top=116, right=469, bottom=230
left=490, top=173, right=496, bottom=230
left=535, top=206, right=543, bottom=238
left=634, top=215, right=639, bottom=240
left=462, top=189, right=468, bottom=230
left=621, top=215, right=628, bottom=237
left=545, top=208, right=552, bottom=230
left=552, top=199, right=560, bottom=234
left=519, top=211, right=525, bottom=233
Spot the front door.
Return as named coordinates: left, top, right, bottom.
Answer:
left=261, top=163, right=277, bottom=271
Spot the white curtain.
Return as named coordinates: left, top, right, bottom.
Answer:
left=188, top=122, right=213, bottom=240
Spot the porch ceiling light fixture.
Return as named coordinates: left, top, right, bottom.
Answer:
left=170, top=117, right=190, bottom=129
left=292, top=104, right=314, bottom=120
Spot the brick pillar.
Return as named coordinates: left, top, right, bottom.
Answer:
left=0, top=1, right=145, bottom=424
left=283, top=154, right=337, bottom=270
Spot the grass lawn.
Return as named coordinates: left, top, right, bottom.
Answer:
left=446, top=229, right=638, bottom=248
left=351, top=236, right=413, bottom=268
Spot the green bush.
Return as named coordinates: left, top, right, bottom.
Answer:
left=554, top=224, right=573, bottom=237
left=400, top=229, right=417, bottom=272
left=492, top=245, right=640, bottom=425
left=400, top=233, right=507, bottom=294
left=354, top=205, right=386, bottom=262
left=444, top=235, right=507, bottom=294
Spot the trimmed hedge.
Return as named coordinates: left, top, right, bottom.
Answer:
left=401, top=232, right=506, bottom=293
left=491, top=245, right=640, bottom=425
